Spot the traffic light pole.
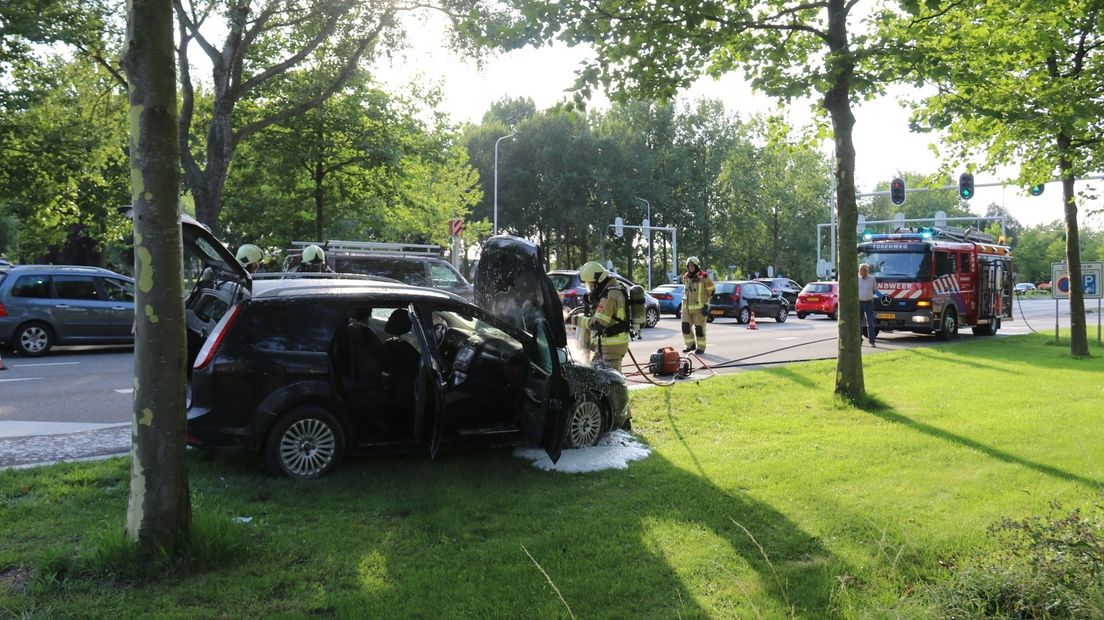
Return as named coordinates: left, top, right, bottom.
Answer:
left=604, top=223, right=678, bottom=285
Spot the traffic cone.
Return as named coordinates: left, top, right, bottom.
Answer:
left=747, top=313, right=758, bottom=330
left=0, top=352, right=7, bottom=371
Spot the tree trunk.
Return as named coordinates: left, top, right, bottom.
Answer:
left=1058, top=133, right=1089, bottom=356
left=123, top=0, right=191, bottom=556
left=825, top=0, right=865, bottom=400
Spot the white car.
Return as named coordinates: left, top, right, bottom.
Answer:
left=1013, top=282, right=1036, bottom=294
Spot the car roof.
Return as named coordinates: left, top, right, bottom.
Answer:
left=1, top=265, right=129, bottom=278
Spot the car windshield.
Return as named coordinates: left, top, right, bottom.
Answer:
left=548, top=273, right=576, bottom=291
left=859, top=250, right=931, bottom=280
left=715, top=282, right=738, bottom=294
left=802, top=283, right=834, bottom=293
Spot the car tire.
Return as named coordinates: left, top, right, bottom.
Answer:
left=796, top=312, right=807, bottom=319
left=776, top=306, right=788, bottom=323
left=264, top=405, right=346, bottom=479
left=936, top=307, right=959, bottom=341
left=645, top=306, right=660, bottom=328
left=828, top=306, right=838, bottom=321
left=736, top=307, right=750, bottom=324
left=674, top=303, right=681, bottom=316
left=564, top=395, right=606, bottom=449
left=13, top=322, right=54, bottom=357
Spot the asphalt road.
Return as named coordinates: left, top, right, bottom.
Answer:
left=0, top=297, right=1091, bottom=438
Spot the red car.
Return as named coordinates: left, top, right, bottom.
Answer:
left=796, top=281, right=839, bottom=320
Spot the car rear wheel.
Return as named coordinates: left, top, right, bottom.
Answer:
left=775, top=305, right=788, bottom=323
left=828, top=306, right=838, bottom=321
left=736, top=307, right=750, bottom=324
left=565, top=395, right=606, bottom=449
left=645, top=306, right=660, bottom=328
left=14, top=322, right=53, bottom=357
left=796, top=312, right=807, bottom=319
left=265, top=406, right=346, bottom=479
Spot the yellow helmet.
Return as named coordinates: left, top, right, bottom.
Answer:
left=235, top=244, right=263, bottom=270
left=578, top=260, right=607, bottom=284
left=302, top=244, right=326, bottom=265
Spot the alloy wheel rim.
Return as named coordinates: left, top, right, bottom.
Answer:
left=20, top=328, right=48, bottom=353
left=279, top=418, right=337, bottom=477
left=568, top=400, right=603, bottom=447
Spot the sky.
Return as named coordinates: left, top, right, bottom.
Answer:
left=372, top=11, right=1104, bottom=233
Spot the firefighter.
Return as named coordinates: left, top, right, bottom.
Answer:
left=577, top=261, right=630, bottom=372
left=296, top=244, right=334, bottom=273
left=680, top=256, right=715, bottom=354
left=235, top=243, right=264, bottom=274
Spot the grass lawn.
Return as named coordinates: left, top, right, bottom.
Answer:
left=2, top=333, right=1102, bottom=618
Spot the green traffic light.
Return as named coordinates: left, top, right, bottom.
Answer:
left=1029, top=184, right=1044, bottom=196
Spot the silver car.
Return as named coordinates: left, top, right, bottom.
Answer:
left=0, top=265, right=135, bottom=356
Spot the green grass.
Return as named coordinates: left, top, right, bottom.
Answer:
left=2, top=333, right=1103, bottom=618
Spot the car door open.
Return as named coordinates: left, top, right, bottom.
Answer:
left=406, top=305, right=446, bottom=458
left=519, top=319, right=571, bottom=463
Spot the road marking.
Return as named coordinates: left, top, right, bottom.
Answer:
left=0, top=377, right=41, bottom=383
left=114, top=388, right=134, bottom=394
left=775, top=337, right=802, bottom=341
left=10, top=361, right=81, bottom=368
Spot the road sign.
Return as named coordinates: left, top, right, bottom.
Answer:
left=449, top=219, right=463, bottom=237
left=1050, top=261, right=1103, bottom=300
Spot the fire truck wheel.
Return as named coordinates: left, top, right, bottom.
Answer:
left=972, top=318, right=999, bottom=337
left=936, top=307, right=959, bottom=340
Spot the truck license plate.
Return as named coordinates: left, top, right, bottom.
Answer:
left=876, top=312, right=896, bottom=319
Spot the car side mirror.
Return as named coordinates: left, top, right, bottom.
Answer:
left=557, top=349, right=568, bottom=364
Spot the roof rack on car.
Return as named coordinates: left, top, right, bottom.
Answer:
left=289, top=240, right=444, bottom=257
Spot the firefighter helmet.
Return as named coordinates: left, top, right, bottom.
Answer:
left=302, top=244, right=326, bottom=265
left=686, top=256, right=701, bottom=269
left=578, top=260, right=607, bottom=284
left=235, top=244, right=263, bottom=270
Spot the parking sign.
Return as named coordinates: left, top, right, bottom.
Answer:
left=1051, top=262, right=1104, bottom=300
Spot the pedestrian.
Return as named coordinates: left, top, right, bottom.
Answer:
left=577, top=261, right=630, bottom=372
left=858, top=262, right=879, bottom=346
left=296, top=244, right=334, bottom=273
left=235, top=243, right=265, bottom=274
left=680, top=256, right=716, bottom=354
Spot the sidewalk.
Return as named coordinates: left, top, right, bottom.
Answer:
left=0, top=424, right=130, bottom=470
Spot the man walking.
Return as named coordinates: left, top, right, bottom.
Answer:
left=858, top=262, right=879, bottom=346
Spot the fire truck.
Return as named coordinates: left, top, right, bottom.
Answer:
left=856, top=226, right=1013, bottom=339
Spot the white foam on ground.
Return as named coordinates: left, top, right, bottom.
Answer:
left=513, top=430, right=652, bottom=473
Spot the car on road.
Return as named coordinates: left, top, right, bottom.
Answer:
left=547, top=269, right=661, bottom=328
left=1037, top=281, right=1051, bottom=291
left=1013, top=282, right=1036, bottom=294
left=648, top=283, right=684, bottom=316
left=754, top=277, right=803, bottom=307
left=183, top=229, right=631, bottom=479
left=0, top=265, right=135, bottom=356
left=281, top=241, right=474, bottom=301
left=796, top=281, right=839, bottom=320
left=708, top=280, right=789, bottom=324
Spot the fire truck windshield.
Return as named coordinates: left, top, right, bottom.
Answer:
left=858, top=250, right=932, bottom=280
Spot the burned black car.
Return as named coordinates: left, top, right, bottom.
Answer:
left=182, top=229, right=631, bottom=479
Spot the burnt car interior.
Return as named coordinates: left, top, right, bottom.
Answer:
left=332, top=303, right=531, bottom=440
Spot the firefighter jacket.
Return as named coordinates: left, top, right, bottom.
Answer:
left=681, top=269, right=716, bottom=312
left=585, top=278, right=630, bottom=349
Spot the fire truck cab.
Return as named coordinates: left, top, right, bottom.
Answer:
left=857, top=227, right=1013, bottom=340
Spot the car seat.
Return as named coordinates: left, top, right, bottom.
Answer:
left=383, top=308, right=422, bottom=417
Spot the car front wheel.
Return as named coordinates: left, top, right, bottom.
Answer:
left=645, top=306, right=660, bottom=328
left=564, top=396, right=606, bottom=449
left=14, top=322, right=53, bottom=356
left=828, top=306, right=838, bottom=321
left=265, top=406, right=346, bottom=479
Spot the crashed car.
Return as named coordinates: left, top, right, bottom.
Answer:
left=178, top=222, right=631, bottom=479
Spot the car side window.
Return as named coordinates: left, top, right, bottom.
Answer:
left=53, top=275, right=100, bottom=300
left=244, top=303, right=344, bottom=353
left=428, top=262, right=461, bottom=287
left=102, top=278, right=135, bottom=302
left=11, top=275, right=50, bottom=298
left=753, top=283, right=771, bottom=297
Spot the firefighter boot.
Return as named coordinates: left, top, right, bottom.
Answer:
left=681, top=320, right=695, bottom=352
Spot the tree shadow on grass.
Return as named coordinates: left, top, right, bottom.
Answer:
left=855, top=397, right=1102, bottom=490
left=898, top=346, right=1023, bottom=375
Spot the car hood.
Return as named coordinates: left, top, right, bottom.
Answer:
left=473, top=235, right=567, bottom=348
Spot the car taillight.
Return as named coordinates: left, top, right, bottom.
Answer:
left=0, top=302, right=7, bottom=317
left=562, top=290, right=578, bottom=299
left=654, top=293, right=671, bottom=300
left=194, top=305, right=241, bottom=370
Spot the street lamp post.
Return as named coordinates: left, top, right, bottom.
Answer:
left=493, top=131, right=516, bottom=236
left=635, top=197, right=651, bottom=289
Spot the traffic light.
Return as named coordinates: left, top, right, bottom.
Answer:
left=890, top=177, right=905, bottom=205
left=958, top=172, right=974, bottom=200
left=1029, top=183, right=1045, bottom=196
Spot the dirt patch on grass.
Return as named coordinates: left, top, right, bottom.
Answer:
left=0, top=566, right=31, bottom=593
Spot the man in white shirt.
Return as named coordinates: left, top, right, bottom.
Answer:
left=858, top=263, right=879, bottom=346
